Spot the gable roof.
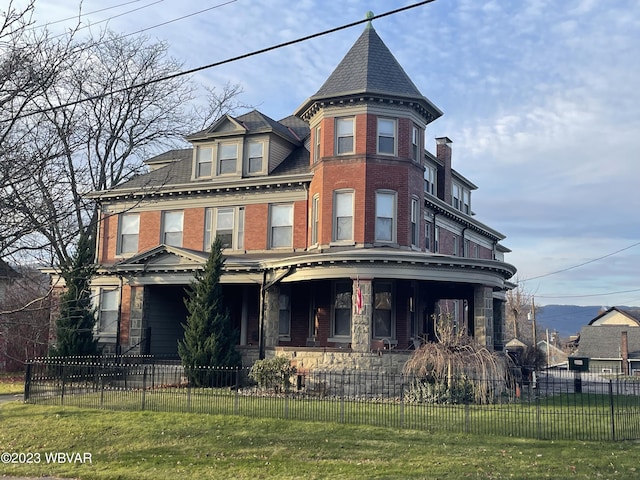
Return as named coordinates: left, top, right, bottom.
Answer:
left=186, top=110, right=302, bottom=145
left=577, top=325, right=640, bottom=359
left=110, top=245, right=209, bottom=273
left=588, top=306, right=640, bottom=326
left=295, top=24, right=442, bottom=123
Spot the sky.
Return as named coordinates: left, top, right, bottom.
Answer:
left=15, top=0, right=640, bottom=307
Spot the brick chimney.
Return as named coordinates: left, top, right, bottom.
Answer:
left=435, top=137, right=452, bottom=204
left=621, top=331, right=629, bottom=376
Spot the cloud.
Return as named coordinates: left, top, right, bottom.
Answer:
left=21, top=0, right=640, bottom=306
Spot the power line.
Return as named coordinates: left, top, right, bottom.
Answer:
left=10, top=0, right=437, bottom=121
left=26, top=0, right=149, bottom=30
left=519, top=241, right=640, bottom=282
left=535, top=287, right=640, bottom=299
left=119, top=0, right=239, bottom=38
left=47, top=0, right=165, bottom=40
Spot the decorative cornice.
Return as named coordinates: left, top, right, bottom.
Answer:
left=87, top=173, right=314, bottom=202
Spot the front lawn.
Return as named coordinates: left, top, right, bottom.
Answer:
left=0, top=373, right=24, bottom=395
left=0, top=403, right=639, bottom=479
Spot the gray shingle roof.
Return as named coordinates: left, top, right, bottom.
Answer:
left=295, top=25, right=442, bottom=122
left=577, top=325, right=640, bottom=359
left=314, top=24, right=423, bottom=99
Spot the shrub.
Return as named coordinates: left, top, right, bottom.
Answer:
left=249, top=357, right=296, bottom=393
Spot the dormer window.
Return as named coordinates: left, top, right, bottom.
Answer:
left=218, top=143, right=238, bottom=175
left=247, top=142, right=264, bottom=174
left=453, top=183, right=471, bottom=214
left=377, top=118, right=396, bottom=155
left=196, top=146, right=213, bottom=178
left=336, top=117, right=354, bottom=155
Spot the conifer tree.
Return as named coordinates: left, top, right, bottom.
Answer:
left=179, top=237, right=240, bottom=385
left=51, top=229, right=98, bottom=357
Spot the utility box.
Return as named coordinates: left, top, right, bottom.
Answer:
left=569, top=356, right=589, bottom=372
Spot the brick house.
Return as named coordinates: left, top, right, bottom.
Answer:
left=81, top=23, right=516, bottom=370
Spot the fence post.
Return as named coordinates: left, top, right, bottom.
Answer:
left=340, top=370, right=345, bottom=424
left=536, top=391, right=541, bottom=440
left=609, top=380, right=616, bottom=441
left=100, top=375, right=105, bottom=409
left=23, top=362, right=32, bottom=402
left=399, top=374, right=405, bottom=429
left=60, top=364, right=67, bottom=406
left=141, top=366, right=147, bottom=411
left=234, top=366, right=240, bottom=416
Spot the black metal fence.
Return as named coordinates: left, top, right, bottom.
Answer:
left=24, top=358, right=640, bottom=441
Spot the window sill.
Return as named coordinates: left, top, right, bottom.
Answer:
left=329, top=241, right=355, bottom=247
left=328, top=336, right=351, bottom=343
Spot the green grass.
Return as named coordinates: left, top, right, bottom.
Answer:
left=0, top=373, right=24, bottom=395
left=0, top=402, right=639, bottom=479
left=26, top=385, right=640, bottom=441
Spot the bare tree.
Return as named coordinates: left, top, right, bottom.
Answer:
left=0, top=1, right=80, bottom=259
left=0, top=268, right=51, bottom=371
left=2, top=4, right=251, bottom=267
left=504, top=282, right=541, bottom=347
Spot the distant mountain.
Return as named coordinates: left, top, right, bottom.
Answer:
left=535, top=305, right=604, bottom=338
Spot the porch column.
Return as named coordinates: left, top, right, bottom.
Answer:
left=262, top=285, right=280, bottom=350
left=492, top=298, right=506, bottom=351
left=351, top=278, right=372, bottom=353
left=473, top=285, right=494, bottom=348
left=240, top=285, right=249, bottom=346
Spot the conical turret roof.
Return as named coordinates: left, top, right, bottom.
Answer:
left=295, top=23, right=442, bottom=123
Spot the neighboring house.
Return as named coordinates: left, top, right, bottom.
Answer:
left=59, top=23, right=516, bottom=370
left=536, top=340, right=568, bottom=368
left=576, top=307, right=640, bottom=375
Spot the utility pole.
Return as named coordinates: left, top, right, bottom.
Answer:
left=528, top=296, right=537, bottom=348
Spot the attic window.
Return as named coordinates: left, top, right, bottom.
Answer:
left=247, top=142, right=263, bottom=174
left=196, top=147, right=213, bottom=178
left=218, top=144, right=238, bottom=174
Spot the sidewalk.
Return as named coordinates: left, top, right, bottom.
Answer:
left=0, top=393, right=22, bottom=404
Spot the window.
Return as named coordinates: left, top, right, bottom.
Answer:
left=196, top=146, right=213, bottom=178
left=424, top=165, right=436, bottom=195
left=311, top=194, right=319, bottom=245
left=453, top=235, right=459, bottom=256
left=279, top=287, right=291, bottom=338
left=412, top=125, right=420, bottom=161
left=336, top=117, right=354, bottom=155
left=333, top=191, right=353, bottom=242
left=333, top=282, right=352, bottom=337
left=118, top=213, right=139, bottom=254
left=452, top=183, right=471, bottom=214
left=434, top=226, right=440, bottom=253
left=98, top=289, right=118, bottom=334
left=162, top=211, right=183, bottom=247
left=377, top=118, right=396, bottom=155
left=473, top=244, right=479, bottom=258
left=204, top=207, right=244, bottom=251
left=410, top=198, right=419, bottom=247
left=464, top=239, right=470, bottom=257
left=452, top=184, right=462, bottom=210
left=373, top=281, right=393, bottom=338
left=314, top=125, right=321, bottom=163
left=270, top=204, right=293, bottom=248
left=247, top=142, right=263, bottom=174
left=425, top=223, right=431, bottom=251
left=375, top=191, right=396, bottom=242
left=218, top=144, right=238, bottom=174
